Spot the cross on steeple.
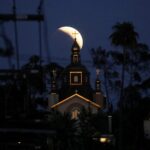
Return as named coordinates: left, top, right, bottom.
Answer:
left=72, top=30, right=78, bottom=39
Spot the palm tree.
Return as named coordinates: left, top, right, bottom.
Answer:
left=109, top=22, right=138, bottom=107
left=130, top=43, right=149, bottom=85
left=109, top=22, right=139, bottom=150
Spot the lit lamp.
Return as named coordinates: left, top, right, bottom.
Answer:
left=99, top=134, right=114, bottom=144
left=100, top=137, right=107, bottom=143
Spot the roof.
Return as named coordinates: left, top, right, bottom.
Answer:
left=51, top=93, right=101, bottom=109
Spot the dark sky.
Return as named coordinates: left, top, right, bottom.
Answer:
left=0, top=0, right=150, bottom=87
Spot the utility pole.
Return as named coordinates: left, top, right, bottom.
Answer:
left=13, top=0, right=20, bottom=69
left=37, top=0, right=44, bottom=66
left=0, top=1, right=44, bottom=69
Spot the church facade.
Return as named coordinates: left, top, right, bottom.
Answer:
left=48, top=39, right=105, bottom=119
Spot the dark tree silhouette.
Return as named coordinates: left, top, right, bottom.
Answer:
left=109, top=22, right=139, bottom=106
left=90, top=22, right=150, bottom=150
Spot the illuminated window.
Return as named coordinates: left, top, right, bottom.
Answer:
left=70, top=72, right=82, bottom=85
left=74, top=75, right=78, bottom=82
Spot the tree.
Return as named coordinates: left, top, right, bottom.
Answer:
left=77, top=108, right=109, bottom=150
left=109, top=22, right=150, bottom=150
left=91, top=47, right=110, bottom=105
left=48, top=110, right=77, bottom=150
left=91, top=47, right=119, bottom=111
left=90, top=22, right=150, bottom=150
left=21, top=55, right=46, bottom=113
left=109, top=22, right=138, bottom=106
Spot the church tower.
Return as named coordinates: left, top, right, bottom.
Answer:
left=49, top=39, right=105, bottom=119
left=59, top=39, right=93, bottom=100
left=71, top=38, right=81, bottom=64
left=93, top=69, right=106, bottom=108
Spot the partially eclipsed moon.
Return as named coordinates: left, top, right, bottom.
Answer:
left=58, top=26, right=83, bottom=49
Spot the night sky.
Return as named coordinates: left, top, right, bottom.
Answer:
left=0, top=0, right=150, bottom=86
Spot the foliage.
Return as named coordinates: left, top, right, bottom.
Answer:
left=48, top=110, right=77, bottom=150
left=109, top=22, right=138, bottom=49
left=90, top=21, right=150, bottom=150
left=76, top=108, right=109, bottom=150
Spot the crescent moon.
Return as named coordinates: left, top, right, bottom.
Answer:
left=58, top=26, right=83, bottom=49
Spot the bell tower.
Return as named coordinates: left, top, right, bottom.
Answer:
left=58, top=39, right=93, bottom=100
left=71, top=38, right=81, bottom=64
left=94, top=69, right=106, bottom=108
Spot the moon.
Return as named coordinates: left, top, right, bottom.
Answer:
left=58, top=26, right=83, bottom=49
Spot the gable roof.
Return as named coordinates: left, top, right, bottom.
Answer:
left=51, top=93, right=101, bottom=109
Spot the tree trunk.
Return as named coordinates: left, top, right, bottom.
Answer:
left=104, top=68, right=110, bottom=110
left=119, top=47, right=126, bottom=108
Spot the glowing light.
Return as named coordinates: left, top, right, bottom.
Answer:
left=17, top=141, right=21, bottom=144
left=100, top=137, right=107, bottom=143
left=58, top=26, right=83, bottom=49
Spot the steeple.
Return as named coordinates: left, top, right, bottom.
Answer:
left=48, top=69, right=59, bottom=110
left=94, top=68, right=106, bottom=109
left=50, top=69, right=57, bottom=93
left=71, top=38, right=81, bottom=64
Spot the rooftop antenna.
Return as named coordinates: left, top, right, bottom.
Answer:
left=37, top=0, right=43, bottom=66
left=43, top=1, right=51, bottom=64
left=37, top=0, right=51, bottom=64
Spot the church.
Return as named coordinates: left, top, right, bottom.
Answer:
left=48, top=39, right=106, bottom=119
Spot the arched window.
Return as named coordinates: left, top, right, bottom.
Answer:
left=71, top=108, right=80, bottom=119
